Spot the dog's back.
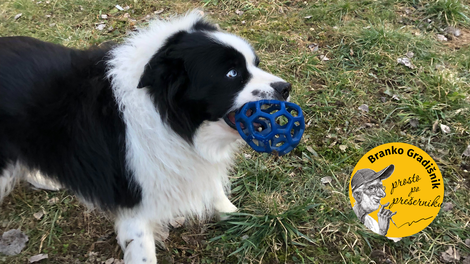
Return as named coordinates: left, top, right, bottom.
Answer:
left=0, top=37, right=142, bottom=209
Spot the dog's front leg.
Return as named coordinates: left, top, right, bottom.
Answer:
left=115, top=216, right=157, bottom=264
left=213, top=184, right=237, bottom=219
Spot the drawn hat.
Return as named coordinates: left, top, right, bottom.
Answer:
left=351, top=164, right=395, bottom=191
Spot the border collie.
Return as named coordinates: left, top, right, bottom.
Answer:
left=0, top=10, right=291, bottom=263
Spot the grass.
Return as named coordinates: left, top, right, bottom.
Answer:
left=1, top=0, right=469, bottom=263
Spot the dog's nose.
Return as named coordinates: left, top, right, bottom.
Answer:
left=270, top=82, right=292, bottom=100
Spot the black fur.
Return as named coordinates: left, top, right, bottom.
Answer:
left=0, top=36, right=141, bottom=210
left=138, top=31, right=252, bottom=142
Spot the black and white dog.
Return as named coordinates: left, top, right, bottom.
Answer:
left=0, top=11, right=291, bottom=263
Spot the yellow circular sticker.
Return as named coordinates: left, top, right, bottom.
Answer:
left=349, top=142, right=444, bottom=238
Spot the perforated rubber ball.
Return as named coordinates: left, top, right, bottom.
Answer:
left=234, top=100, right=305, bottom=156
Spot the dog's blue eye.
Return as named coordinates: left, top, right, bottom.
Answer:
left=226, top=69, right=238, bottom=78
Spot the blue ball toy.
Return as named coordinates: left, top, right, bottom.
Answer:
left=234, top=100, right=305, bottom=156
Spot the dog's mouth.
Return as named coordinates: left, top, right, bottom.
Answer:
left=223, top=108, right=254, bottom=130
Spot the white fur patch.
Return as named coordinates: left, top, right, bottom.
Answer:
left=26, top=170, right=61, bottom=191
left=0, top=162, right=24, bottom=203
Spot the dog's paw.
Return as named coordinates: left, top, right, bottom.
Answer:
left=122, top=239, right=157, bottom=264
left=215, top=199, right=237, bottom=220
left=214, top=198, right=237, bottom=213
left=221, top=202, right=238, bottom=213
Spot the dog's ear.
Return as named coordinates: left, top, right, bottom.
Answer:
left=136, top=31, right=205, bottom=142
left=137, top=56, right=158, bottom=89
left=136, top=50, right=189, bottom=95
left=137, top=31, right=188, bottom=89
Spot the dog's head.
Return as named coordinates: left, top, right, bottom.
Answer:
left=136, top=15, right=291, bottom=146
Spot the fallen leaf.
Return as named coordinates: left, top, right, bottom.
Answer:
left=123, top=13, right=130, bottom=18
left=0, top=229, right=29, bottom=256
left=445, top=26, right=461, bottom=37
left=154, top=9, right=164, bottom=14
left=306, top=146, right=319, bottom=157
left=339, top=145, right=347, bottom=152
left=33, top=211, right=44, bottom=220
left=47, top=197, right=59, bottom=205
left=29, top=254, right=48, bottom=263
left=441, top=202, right=453, bottom=212
left=96, top=23, right=106, bottom=31
left=321, top=176, right=332, bottom=184
left=308, top=43, right=318, bottom=52
left=14, top=13, right=22, bottom=20
left=383, top=88, right=393, bottom=96
left=440, top=124, right=451, bottom=134
left=358, top=104, right=369, bottom=113
left=410, top=118, right=419, bottom=128
left=235, top=9, right=244, bottom=16
left=104, top=258, right=114, bottom=264
left=243, top=154, right=252, bottom=159
left=441, top=246, right=460, bottom=263
left=397, top=57, right=416, bottom=69
left=170, top=217, right=185, bottom=228
left=455, top=108, right=467, bottom=115
left=87, top=252, right=99, bottom=263
left=437, top=148, right=449, bottom=155
left=437, top=34, right=448, bottom=41
left=354, top=134, right=366, bottom=142
left=463, top=145, right=470, bottom=157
